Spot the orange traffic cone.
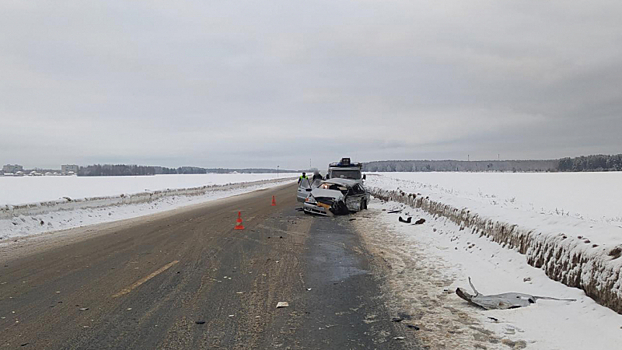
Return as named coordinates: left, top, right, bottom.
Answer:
left=234, top=211, right=245, bottom=230
left=271, top=195, right=277, bottom=206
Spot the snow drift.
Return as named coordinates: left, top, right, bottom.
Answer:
left=1, top=177, right=295, bottom=241
left=370, top=187, right=622, bottom=314
left=1, top=177, right=293, bottom=219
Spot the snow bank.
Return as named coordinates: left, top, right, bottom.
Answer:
left=366, top=174, right=622, bottom=314
left=0, top=177, right=295, bottom=241
left=355, top=200, right=622, bottom=350
left=0, top=173, right=293, bottom=205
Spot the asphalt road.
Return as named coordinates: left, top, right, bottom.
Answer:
left=0, top=183, right=414, bottom=349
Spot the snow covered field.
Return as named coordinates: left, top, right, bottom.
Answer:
left=364, top=172, right=622, bottom=317
left=355, top=199, right=622, bottom=350
left=0, top=174, right=295, bottom=242
left=0, top=173, right=293, bottom=205
left=369, top=172, right=622, bottom=225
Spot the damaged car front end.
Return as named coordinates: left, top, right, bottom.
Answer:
left=303, top=179, right=368, bottom=216
left=303, top=188, right=349, bottom=216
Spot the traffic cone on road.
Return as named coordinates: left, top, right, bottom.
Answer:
left=234, top=211, right=245, bottom=230
left=271, top=196, right=277, bottom=206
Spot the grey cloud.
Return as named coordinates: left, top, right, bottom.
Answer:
left=1, top=0, right=621, bottom=169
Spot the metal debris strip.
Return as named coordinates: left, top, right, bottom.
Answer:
left=456, top=277, right=576, bottom=310
left=276, top=302, right=289, bottom=308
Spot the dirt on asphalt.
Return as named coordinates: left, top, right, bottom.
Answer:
left=0, top=183, right=416, bottom=349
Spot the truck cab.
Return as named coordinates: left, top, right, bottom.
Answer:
left=327, top=158, right=365, bottom=182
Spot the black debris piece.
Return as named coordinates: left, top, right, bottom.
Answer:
left=406, top=324, right=420, bottom=330
left=413, top=218, right=426, bottom=225
left=195, top=320, right=206, bottom=325
left=398, top=216, right=412, bottom=223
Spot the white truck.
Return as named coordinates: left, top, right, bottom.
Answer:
left=326, top=158, right=365, bottom=182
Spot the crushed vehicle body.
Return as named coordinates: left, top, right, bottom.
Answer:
left=303, top=178, right=370, bottom=216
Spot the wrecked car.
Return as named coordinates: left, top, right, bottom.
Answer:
left=303, top=178, right=370, bottom=216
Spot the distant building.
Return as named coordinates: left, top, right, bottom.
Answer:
left=2, top=164, right=23, bottom=173
left=61, top=164, right=79, bottom=174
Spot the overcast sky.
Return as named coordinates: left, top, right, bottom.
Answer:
left=1, top=0, right=621, bottom=170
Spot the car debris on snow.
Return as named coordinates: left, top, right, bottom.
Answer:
left=398, top=216, right=412, bottom=223
left=456, top=277, right=576, bottom=310
left=413, top=218, right=425, bottom=225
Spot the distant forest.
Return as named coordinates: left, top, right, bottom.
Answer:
left=557, top=154, right=622, bottom=172
left=363, top=154, right=622, bottom=173
left=74, top=154, right=622, bottom=176
left=77, top=164, right=294, bottom=176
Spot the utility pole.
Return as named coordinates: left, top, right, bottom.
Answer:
left=468, top=154, right=470, bottom=162
left=277, top=165, right=279, bottom=178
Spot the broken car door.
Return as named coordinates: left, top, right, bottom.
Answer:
left=297, top=178, right=312, bottom=202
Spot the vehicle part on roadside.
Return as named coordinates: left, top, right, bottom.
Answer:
left=399, top=216, right=412, bottom=223
left=413, top=218, right=426, bottom=225
left=276, top=302, right=289, bottom=308
left=456, top=277, right=576, bottom=310
left=388, top=209, right=402, bottom=214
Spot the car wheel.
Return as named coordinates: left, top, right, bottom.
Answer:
left=359, top=200, right=365, bottom=211
left=363, top=200, right=368, bottom=210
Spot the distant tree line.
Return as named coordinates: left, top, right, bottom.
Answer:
left=558, top=154, right=622, bottom=172
left=363, top=160, right=558, bottom=172
left=77, top=164, right=297, bottom=176
left=364, top=154, right=622, bottom=173
left=78, top=164, right=158, bottom=176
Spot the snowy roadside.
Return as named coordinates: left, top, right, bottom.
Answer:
left=0, top=177, right=295, bottom=242
left=354, top=199, right=622, bottom=350
left=364, top=174, right=622, bottom=315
